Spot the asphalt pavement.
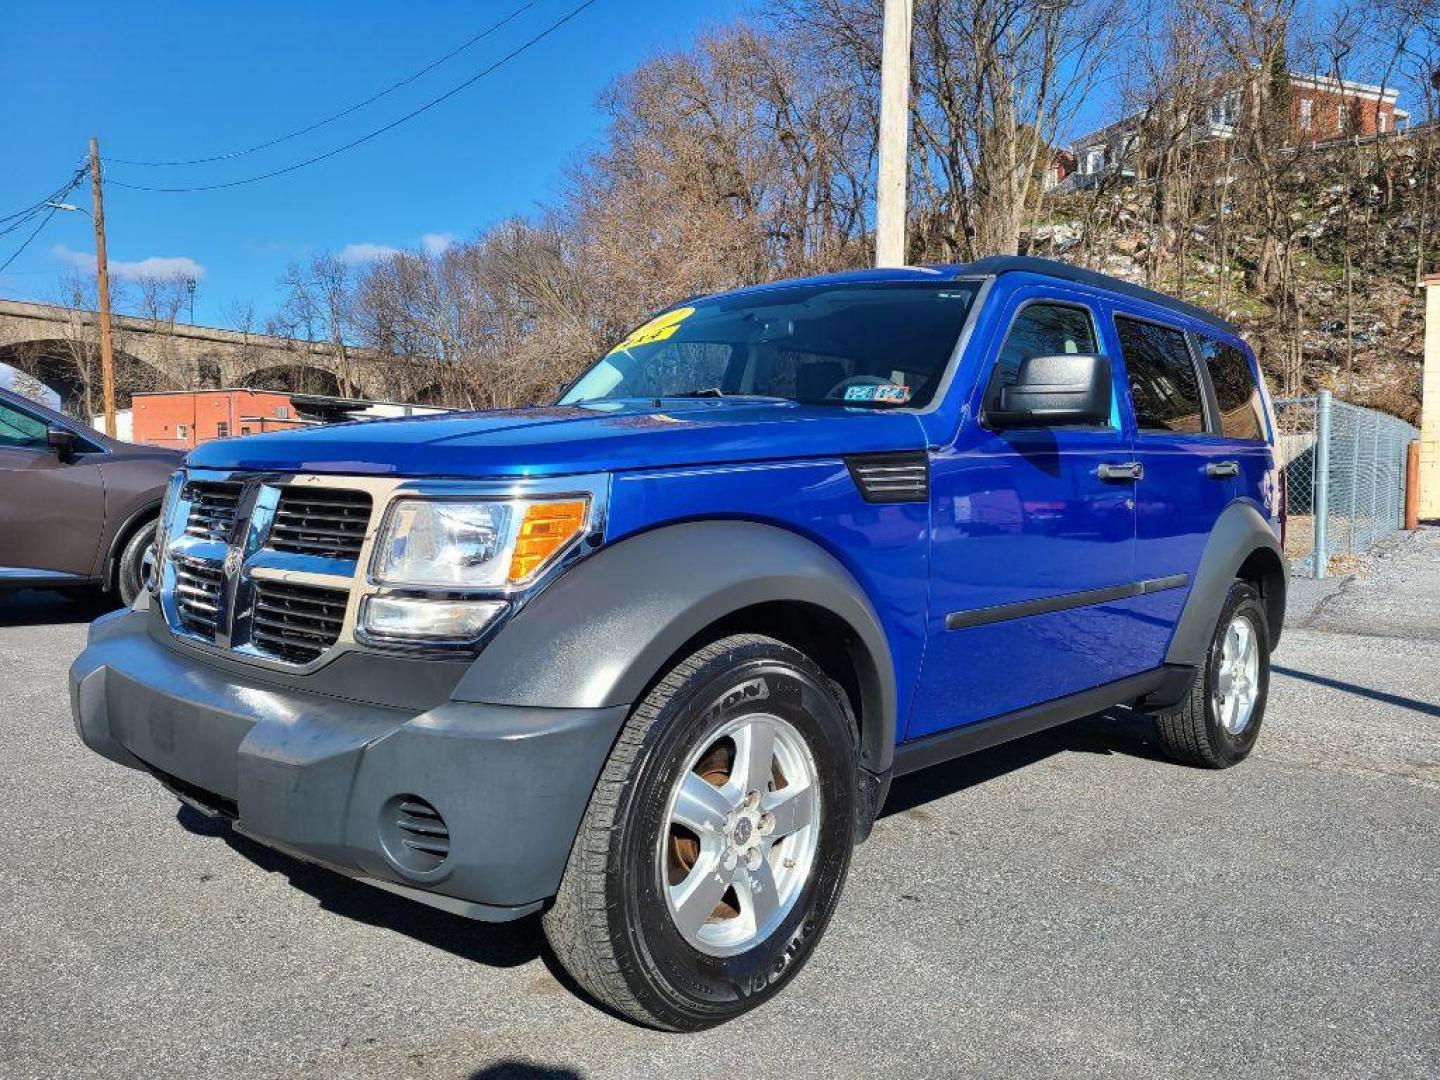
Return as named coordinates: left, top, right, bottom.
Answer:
left=2, top=532, right=1437, bottom=1079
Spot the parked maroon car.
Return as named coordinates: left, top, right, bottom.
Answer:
left=0, top=386, right=179, bottom=605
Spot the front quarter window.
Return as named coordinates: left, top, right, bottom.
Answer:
left=560, top=282, right=979, bottom=409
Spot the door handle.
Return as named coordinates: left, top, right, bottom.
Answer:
left=1097, top=462, right=1144, bottom=482
left=1206, top=460, right=1239, bottom=479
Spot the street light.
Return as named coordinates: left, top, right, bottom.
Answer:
left=45, top=201, right=87, bottom=216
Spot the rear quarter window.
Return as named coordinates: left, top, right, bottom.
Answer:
left=1197, top=337, right=1267, bottom=442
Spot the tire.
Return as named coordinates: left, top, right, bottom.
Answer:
left=542, top=633, right=859, bottom=1031
left=1153, top=580, right=1270, bottom=768
left=115, top=519, right=158, bottom=608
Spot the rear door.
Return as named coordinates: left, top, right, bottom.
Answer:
left=1112, top=313, right=1235, bottom=665
left=0, top=398, right=107, bottom=582
left=1191, top=333, right=1275, bottom=517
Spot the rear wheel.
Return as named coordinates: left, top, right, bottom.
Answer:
left=543, top=634, right=858, bottom=1030
left=1153, top=580, right=1270, bottom=768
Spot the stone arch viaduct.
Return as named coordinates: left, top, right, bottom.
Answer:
left=0, top=299, right=436, bottom=410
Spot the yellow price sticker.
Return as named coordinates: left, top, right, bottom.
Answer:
left=607, top=306, right=695, bottom=356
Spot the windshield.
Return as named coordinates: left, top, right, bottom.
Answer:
left=559, top=281, right=980, bottom=409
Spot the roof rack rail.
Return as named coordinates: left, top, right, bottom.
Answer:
left=950, top=255, right=1238, bottom=335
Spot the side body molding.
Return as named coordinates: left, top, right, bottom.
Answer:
left=1165, top=500, right=1287, bottom=665
left=452, top=521, right=899, bottom=773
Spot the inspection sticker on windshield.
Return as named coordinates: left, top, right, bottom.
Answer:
left=607, top=306, right=696, bottom=356
left=845, top=383, right=911, bottom=404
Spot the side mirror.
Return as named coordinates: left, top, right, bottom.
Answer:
left=986, top=354, right=1112, bottom=430
left=47, top=426, right=77, bottom=461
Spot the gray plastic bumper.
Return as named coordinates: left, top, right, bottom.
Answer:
left=69, top=610, right=627, bottom=921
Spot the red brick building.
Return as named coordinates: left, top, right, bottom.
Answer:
left=1289, top=74, right=1406, bottom=141
left=131, top=389, right=307, bottom=450
left=1050, top=71, right=1409, bottom=190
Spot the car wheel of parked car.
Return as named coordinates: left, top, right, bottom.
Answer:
left=1152, top=580, right=1270, bottom=768
left=543, top=633, right=858, bottom=1031
left=115, top=519, right=158, bottom=608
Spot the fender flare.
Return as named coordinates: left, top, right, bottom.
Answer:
left=452, top=520, right=899, bottom=773
left=1165, top=500, right=1287, bottom=666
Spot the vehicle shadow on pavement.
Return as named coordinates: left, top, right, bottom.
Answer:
left=175, top=805, right=545, bottom=969
left=0, top=589, right=118, bottom=627
left=881, top=707, right=1168, bottom=818
left=467, top=1065, right=581, bottom=1080
left=1272, top=664, right=1440, bottom=718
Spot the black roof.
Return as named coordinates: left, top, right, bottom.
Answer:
left=952, top=256, right=1238, bottom=335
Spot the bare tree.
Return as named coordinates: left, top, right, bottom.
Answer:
left=272, top=254, right=359, bottom=396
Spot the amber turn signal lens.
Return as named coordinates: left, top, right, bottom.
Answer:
left=507, top=500, right=588, bottom=582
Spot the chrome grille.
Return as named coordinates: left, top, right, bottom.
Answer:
left=184, top=480, right=244, bottom=541
left=251, top=579, right=348, bottom=664
left=174, top=561, right=224, bottom=639
left=269, top=488, right=372, bottom=560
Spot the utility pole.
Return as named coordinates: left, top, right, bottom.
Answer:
left=89, top=137, right=117, bottom=438
left=875, top=0, right=913, bottom=268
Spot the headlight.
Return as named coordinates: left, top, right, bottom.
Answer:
left=372, top=496, right=590, bottom=589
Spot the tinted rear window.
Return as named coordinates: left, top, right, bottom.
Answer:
left=1197, top=337, right=1266, bottom=441
left=1115, top=316, right=1206, bottom=434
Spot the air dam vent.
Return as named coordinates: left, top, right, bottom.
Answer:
left=269, top=487, right=372, bottom=560
left=380, top=794, right=451, bottom=875
left=846, top=452, right=929, bottom=504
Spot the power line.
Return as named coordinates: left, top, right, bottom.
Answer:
left=107, top=0, right=600, bottom=194
left=108, top=1, right=540, bottom=167
left=0, top=206, right=62, bottom=275
left=0, top=165, right=87, bottom=226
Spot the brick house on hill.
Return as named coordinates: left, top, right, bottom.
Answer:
left=1049, top=71, right=1409, bottom=190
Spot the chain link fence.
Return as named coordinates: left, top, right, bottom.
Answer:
left=1273, top=392, right=1419, bottom=577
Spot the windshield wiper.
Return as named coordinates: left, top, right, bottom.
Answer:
left=669, top=387, right=726, bottom=398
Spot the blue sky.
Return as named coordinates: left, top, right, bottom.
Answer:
left=0, top=1, right=746, bottom=325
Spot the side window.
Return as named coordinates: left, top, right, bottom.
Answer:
left=0, top=401, right=50, bottom=449
left=1197, top=337, right=1266, bottom=442
left=988, top=302, right=1098, bottom=408
left=1114, top=316, right=1206, bottom=434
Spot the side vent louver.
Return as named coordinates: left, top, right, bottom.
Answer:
left=846, top=452, right=929, bottom=504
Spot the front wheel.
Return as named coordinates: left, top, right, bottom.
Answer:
left=115, top=519, right=158, bottom=608
left=1152, top=579, right=1271, bottom=768
left=542, top=634, right=858, bottom=1030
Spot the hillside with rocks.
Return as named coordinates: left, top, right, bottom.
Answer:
left=1028, top=139, right=1432, bottom=422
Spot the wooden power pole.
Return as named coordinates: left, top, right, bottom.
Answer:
left=875, top=0, right=913, bottom=268
left=89, top=137, right=117, bottom=438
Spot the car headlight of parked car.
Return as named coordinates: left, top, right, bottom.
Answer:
left=362, top=495, right=591, bottom=643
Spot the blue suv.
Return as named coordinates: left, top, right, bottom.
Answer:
left=70, top=256, right=1286, bottom=1030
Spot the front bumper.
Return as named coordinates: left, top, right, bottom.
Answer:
left=69, top=609, right=627, bottom=921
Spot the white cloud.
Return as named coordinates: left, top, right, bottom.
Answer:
left=421, top=232, right=457, bottom=256
left=339, top=241, right=402, bottom=264
left=52, top=244, right=204, bottom=282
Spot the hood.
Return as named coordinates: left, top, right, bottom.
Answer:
left=184, top=399, right=929, bottom=478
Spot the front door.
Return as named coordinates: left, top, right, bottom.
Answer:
left=908, top=289, right=1144, bottom=739
left=0, top=399, right=106, bottom=581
